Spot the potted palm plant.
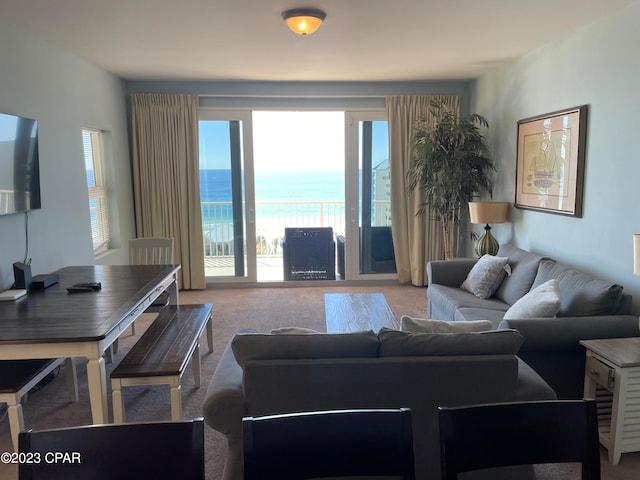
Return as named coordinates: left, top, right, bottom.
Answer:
left=408, top=101, right=495, bottom=259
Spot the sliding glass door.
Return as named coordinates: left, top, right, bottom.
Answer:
left=198, top=111, right=256, bottom=282
left=345, top=112, right=395, bottom=280
left=199, top=108, right=392, bottom=284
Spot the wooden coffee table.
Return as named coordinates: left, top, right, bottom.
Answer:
left=325, top=293, right=398, bottom=333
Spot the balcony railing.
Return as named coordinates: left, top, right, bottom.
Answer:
left=202, top=198, right=392, bottom=266
left=202, top=201, right=346, bottom=258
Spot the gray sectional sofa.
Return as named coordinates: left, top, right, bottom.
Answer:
left=203, top=328, right=555, bottom=480
left=427, top=243, right=640, bottom=398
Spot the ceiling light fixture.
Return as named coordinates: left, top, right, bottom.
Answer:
left=282, top=8, right=326, bottom=36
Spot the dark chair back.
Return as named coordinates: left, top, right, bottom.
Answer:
left=243, top=408, right=415, bottom=480
left=438, top=400, right=600, bottom=480
left=282, top=227, right=335, bottom=280
left=18, top=418, right=204, bottom=480
left=355, top=225, right=397, bottom=274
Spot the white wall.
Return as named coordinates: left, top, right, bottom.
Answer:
left=472, top=2, right=640, bottom=313
left=0, top=19, right=134, bottom=290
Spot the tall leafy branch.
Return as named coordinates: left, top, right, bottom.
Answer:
left=408, top=101, right=495, bottom=259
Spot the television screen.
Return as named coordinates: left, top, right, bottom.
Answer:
left=0, top=112, right=41, bottom=215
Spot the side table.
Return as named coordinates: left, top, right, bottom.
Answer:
left=580, top=337, right=640, bottom=464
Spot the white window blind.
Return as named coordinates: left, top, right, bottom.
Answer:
left=82, top=129, right=110, bottom=254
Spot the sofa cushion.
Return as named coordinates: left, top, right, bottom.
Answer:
left=454, top=308, right=506, bottom=328
left=460, top=254, right=511, bottom=299
left=378, top=328, right=523, bottom=357
left=494, top=244, right=550, bottom=306
left=401, top=316, right=493, bottom=333
left=531, top=260, right=624, bottom=316
left=503, top=279, right=561, bottom=320
left=231, top=330, right=379, bottom=367
left=428, top=284, right=510, bottom=320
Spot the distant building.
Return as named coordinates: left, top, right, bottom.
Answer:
left=372, top=159, right=391, bottom=226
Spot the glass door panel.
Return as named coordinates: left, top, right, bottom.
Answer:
left=345, top=113, right=394, bottom=279
left=252, top=111, right=345, bottom=282
left=359, top=120, right=394, bottom=275
left=199, top=112, right=256, bottom=282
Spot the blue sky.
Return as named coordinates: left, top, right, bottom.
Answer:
left=199, top=111, right=388, bottom=171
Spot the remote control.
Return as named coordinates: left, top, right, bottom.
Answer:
left=73, top=282, right=102, bottom=290
left=67, top=286, right=94, bottom=293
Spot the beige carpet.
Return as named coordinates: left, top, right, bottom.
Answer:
left=1, top=282, right=638, bottom=480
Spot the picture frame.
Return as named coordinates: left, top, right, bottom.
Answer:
left=515, top=105, right=588, bottom=217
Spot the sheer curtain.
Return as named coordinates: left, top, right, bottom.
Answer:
left=130, top=93, right=205, bottom=290
left=386, top=95, right=460, bottom=286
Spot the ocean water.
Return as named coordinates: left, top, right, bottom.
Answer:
left=199, top=169, right=348, bottom=234
left=200, top=169, right=345, bottom=203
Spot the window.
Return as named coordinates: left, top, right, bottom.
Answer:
left=82, top=128, right=110, bottom=255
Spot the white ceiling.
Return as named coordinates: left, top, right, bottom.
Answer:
left=2, top=0, right=636, bottom=82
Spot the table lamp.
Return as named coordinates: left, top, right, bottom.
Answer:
left=468, top=201, right=509, bottom=257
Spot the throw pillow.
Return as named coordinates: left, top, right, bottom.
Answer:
left=378, top=328, right=523, bottom=357
left=270, top=327, right=320, bottom=334
left=401, top=315, right=493, bottom=333
left=502, top=279, right=561, bottom=320
left=461, top=254, right=511, bottom=299
left=493, top=244, right=551, bottom=305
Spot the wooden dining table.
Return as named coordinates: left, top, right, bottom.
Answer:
left=0, top=264, right=180, bottom=424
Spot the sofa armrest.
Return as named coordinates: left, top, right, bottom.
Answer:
left=202, top=338, right=247, bottom=436
left=427, top=258, right=477, bottom=287
left=498, top=315, right=640, bottom=352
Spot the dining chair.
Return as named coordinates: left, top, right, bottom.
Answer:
left=0, top=358, right=77, bottom=451
left=128, top=236, right=175, bottom=334
left=18, top=418, right=204, bottom=480
left=438, top=399, right=601, bottom=480
left=243, top=408, right=415, bottom=480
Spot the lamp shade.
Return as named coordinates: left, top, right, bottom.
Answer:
left=469, top=202, right=509, bottom=224
left=634, top=234, right=640, bottom=275
left=282, top=8, right=326, bottom=35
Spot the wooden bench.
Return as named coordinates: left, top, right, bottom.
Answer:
left=110, top=303, right=213, bottom=423
left=0, top=358, right=78, bottom=450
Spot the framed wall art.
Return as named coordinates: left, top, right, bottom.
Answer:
left=515, top=105, right=588, bottom=217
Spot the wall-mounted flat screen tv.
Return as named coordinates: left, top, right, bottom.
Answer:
left=0, top=112, right=41, bottom=215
